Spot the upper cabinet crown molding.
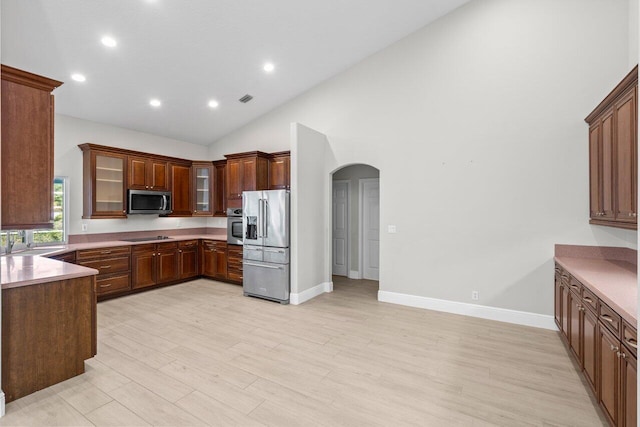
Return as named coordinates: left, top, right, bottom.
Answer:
left=78, top=143, right=191, bottom=166
left=586, top=66, right=638, bottom=123
left=1, top=64, right=62, bottom=92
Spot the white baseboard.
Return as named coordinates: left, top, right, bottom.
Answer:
left=348, top=270, right=360, bottom=279
left=0, top=390, right=5, bottom=417
left=290, top=281, right=333, bottom=305
left=378, top=290, right=557, bottom=330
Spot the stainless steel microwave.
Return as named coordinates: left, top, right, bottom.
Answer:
left=127, top=189, right=172, bottom=215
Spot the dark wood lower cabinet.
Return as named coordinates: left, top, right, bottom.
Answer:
left=179, top=240, right=199, bottom=279
left=599, top=324, right=621, bottom=426
left=201, top=240, right=227, bottom=280
left=2, top=275, right=97, bottom=403
left=555, top=263, right=637, bottom=427
left=132, top=242, right=179, bottom=289
left=620, top=347, right=637, bottom=427
left=583, top=306, right=598, bottom=393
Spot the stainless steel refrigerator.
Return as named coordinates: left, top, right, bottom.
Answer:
left=242, top=189, right=290, bottom=304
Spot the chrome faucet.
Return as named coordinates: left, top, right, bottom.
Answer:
left=6, top=230, right=25, bottom=254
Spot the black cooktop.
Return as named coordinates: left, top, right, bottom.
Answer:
left=120, top=236, right=173, bottom=242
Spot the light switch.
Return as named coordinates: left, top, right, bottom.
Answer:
left=81, top=223, right=88, bottom=232
left=387, top=225, right=397, bottom=233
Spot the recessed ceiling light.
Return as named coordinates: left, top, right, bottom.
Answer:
left=149, top=99, right=161, bottom=107
left=71, top=73, right=86, bottom=82
left=208, top=100, right=219, bottom=108
left=101, top=36, right=117, bottom=48
left=263, top=62, right=275, bottom=73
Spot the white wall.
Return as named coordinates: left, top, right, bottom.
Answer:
left=209, top=0, right=637, bottom=316
left=54, top=114, right=210, bottom=236
left=332, top=164, right=379, bottom=274
left=290, top=123, right=331, bottom=296
left=630, top=0, right=639, bottom=68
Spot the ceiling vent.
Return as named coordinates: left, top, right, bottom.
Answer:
left=239, top=94, right=253, bottom=103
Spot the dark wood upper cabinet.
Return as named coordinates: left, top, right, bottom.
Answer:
left=225, top=152, right=269, bottom=208
left=1, top=65, right=63, bottom=229
left=586, top=66, right=637, bottom=229
left=213, top=160, right=227, bottom=216
left=128, top=156, right=169, bottom=191
left=191, top=162, right=213, bottom=216
left=169, top=162, right=192, bottom=216
left=269, top=151, right=290, bottom=190
left=79, top=145, right=128, bottom=219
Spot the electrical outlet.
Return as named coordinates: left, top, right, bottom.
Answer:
left=471, top=291, right=479, bottom=301
left=81, top=223, right=88, bottom=232
left=387, top=225, right=397, bottom=233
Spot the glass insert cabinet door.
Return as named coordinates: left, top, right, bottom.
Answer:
left=193, top=164, right=213, bottom=215
left=94, top=153, right=126, bottom=216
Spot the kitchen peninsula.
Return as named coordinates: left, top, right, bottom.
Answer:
left=1, top=257, right=98, bottom=402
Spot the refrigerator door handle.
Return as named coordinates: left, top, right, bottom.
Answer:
left=244, top=262, right=283, bottom=270
left=264, top=199, right=269, bottom=238
left=258, top=199, right=263, bottom=238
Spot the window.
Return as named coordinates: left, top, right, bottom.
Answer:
left=0, top=177, right=68, bottom=249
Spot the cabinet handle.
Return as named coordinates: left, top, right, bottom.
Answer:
left=100, top=250, right=112, bottom=254
left=601, top=314, right=614, bottom=323
left=152, top=253, right=156, bottom=256
left=99, top=283, right=112, bottom=288
left=179, top=250, right=183, bottom=253
left=100, top=265, right=112, bottom=269
left=610, top=344, right=619, bottom=352
left=625, top=338, right=638, bottom=349
left=617, top=351, right=627, bottom=359
left=150, top=186, right=154, bottom=189
left=583, top=296, right=593, bottom=303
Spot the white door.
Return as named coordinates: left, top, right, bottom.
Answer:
left=332, top=181, right=349, bottom=276
left=362, top=179, right=379, bottom=280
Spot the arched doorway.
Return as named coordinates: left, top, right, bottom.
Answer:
left=331, top=164, right=380, bottom=296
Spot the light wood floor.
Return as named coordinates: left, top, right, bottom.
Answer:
left=0, top=276, right=607, bottom=426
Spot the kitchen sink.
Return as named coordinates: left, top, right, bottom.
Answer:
left=120, top=236, right=174, bottom=242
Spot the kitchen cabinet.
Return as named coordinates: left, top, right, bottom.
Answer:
left=225, top=152, right=269, bottom=208
left=586, top=66, right=637, bottom=230
left=192, top=162, right=213, bottom=216
left=77, top=246, right=131, bottom=297
left=79, top=145, right=128, bottom=219
left=1, top=65, right=63, bottom=229
left=227, top=244, right=243, bottom=284
left=269, top=151, right=290, bottom=190
left=554, top=264, right=637, bottom=426
left=213, top=160, right=227, bottom=216
left=201, top=240, right=227, bottom=280
left=179, top=240, right=199, bottom=279
left=169, top=162, right=192, bottom=216
left=2, top=275, right=96, bottom=403
left=128, top=156, right=169, bottom=191
left=132, top=242, right=179, bottom=289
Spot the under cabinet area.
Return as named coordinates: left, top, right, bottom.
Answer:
left=554, top=262, right=637, bottom=426
left=586, top=66, right=637, bottom=230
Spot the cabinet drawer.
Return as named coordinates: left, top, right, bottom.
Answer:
left=599, top=302, right=622, bottom=336
left=568, top=276, right=582, bottom=296
left=202, top=240, right=226, bottom=249
left=96, top=273, right=130, bottom=295
left=227, top=269, right=243, bottom=283
left=77, top=246, right=131, bottom=260
left=622, top=320, right=638, bottom=356
left=133, top=244, right=155, bottom=254
left=78, top=256, right=130, bottom=275
left=227, top=245, right=243, bottom=257
left=179, top=240, right=199, bottom=249
left=581, top=286, right=598, bottom=313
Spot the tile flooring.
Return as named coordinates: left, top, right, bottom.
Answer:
left=0, top=277, right=606, bottom=426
